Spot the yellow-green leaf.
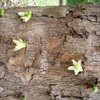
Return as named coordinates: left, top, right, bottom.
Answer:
left=18, top=10, right=32, bottom=22
left=0, top=9, right=4, bottom=17
left=13, top=39, right=26, bottom=51
left=67, top=59, right=83, bottom=75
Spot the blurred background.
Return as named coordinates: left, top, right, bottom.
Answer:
left=0, top=0, right=100, bottom=8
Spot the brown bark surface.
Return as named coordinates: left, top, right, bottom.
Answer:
left=0, top=3, right=100, bottom=100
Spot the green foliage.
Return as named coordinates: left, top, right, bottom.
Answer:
left=24, top=10, right=32, bottom=17
left=0, top=9, right=4, bottom=17
left=21, top=97, right=26, bottom=100
left=67, top=0, right=100, bottom=5
left=92, top=85, right=98, bottom=91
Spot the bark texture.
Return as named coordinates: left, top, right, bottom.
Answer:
left=0, top=3, right=100, bottom=100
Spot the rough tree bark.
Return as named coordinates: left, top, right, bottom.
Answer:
left=0, top=3, right=100, bottom=100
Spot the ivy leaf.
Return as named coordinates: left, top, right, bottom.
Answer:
left=13, top=39, right=26, bottom=51
left=67, top=59, right=83, bottom=75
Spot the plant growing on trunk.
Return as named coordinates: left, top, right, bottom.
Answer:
left=0, top=9, right=4, bottom=17
left=92, top=85, right=98, bottom=92
left=13, top=39, right=27, bottom=51
left=67, top=59, right=83, bottom=75
left=21, top=97, right=26, bottom=100
left=18, top=10, right=32, bottom=22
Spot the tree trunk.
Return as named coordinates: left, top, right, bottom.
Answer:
left=0, top=3, right=100, bottom=100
